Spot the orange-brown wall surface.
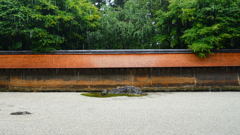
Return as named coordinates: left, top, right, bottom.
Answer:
left=0, top=52, right=240, bottom=91
left=1, top=53, right=240, bottom=69
left=0, top=67, right=239, bottom=92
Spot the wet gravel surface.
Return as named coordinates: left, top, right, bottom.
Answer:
left=0, top=92, right=240, bottom=135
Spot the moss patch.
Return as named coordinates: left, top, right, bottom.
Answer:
left=81, top=93, right=147, bottom=98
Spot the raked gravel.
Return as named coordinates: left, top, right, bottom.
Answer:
left=0, top=92, right=240, bottom=135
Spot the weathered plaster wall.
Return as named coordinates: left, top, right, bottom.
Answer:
left=0, top=53, right=240, bottom=69
left=0, top=67, right=239, bottom=92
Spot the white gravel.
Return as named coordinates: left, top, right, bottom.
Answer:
left=0, top=92, right=240, bottom=135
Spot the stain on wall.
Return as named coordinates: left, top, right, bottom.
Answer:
left=0, top=67, right=239, bottom=91
left=0, top=70, right=9, bottom=88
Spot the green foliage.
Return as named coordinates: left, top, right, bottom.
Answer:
left=154, top=0, right=188, bottom=49
left=0, top=0, right=239, bottom=57
left=0, top=0, right=100, bottom=52
left=87, top=0, right=156, bottom=49
left=181, top=0, right=240, bottom=57
left=154, top=0, right=240, bottom=57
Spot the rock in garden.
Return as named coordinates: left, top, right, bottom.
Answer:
left=108, top=86, right=143, bottom=95
left=101, top=89, right=108, bottom=96
left=10, top=111, right=31, bottom=115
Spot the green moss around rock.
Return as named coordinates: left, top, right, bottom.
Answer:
left=81, top=93, right=147, bottom=98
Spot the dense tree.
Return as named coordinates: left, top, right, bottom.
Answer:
left=154, top=0, right=240, bottom=57
left=87, top=0, right=156, bottom=49
left=154, top=0, right=189, bottom=49
left=0, top=0, right=100, bottom=52
left=181, top=0, right=240, bottom=57
left=0, top=0, right=239, bottom=57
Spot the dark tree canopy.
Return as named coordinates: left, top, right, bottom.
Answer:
left=0, top=0, right=239, bottom=57
left=0, top=0, right=100, bottom=53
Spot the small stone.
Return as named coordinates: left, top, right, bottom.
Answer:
left=101, top=90, right=108, bottom=96
left=10, top=111, right=31, bottom=115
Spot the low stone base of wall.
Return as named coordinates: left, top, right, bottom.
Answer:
left=0, top=67, right=239, bottom=92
